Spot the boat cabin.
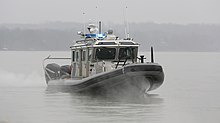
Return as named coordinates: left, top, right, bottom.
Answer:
left=70, top=26, right=139, bottom=78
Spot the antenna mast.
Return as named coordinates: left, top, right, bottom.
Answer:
left=124, top=5, right=130, bottom=39
left=83, top=12, right=86, bottom=34
left=96, top=0, right=102, bottom=24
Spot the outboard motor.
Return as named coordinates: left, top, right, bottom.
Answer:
left=45, top=63, right=61, bottom=84
left=60, top=65, right=71, bottom=79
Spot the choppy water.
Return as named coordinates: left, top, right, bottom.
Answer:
left=0, top=51, right=220, bottom=123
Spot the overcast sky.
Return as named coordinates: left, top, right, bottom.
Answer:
left=0, top=0, right=220, bottom=24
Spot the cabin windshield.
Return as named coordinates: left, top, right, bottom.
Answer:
left=95, top=48, right=116, bottom=60
left=119, top=47, right=136, bottom=59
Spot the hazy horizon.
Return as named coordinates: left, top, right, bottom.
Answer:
left=1, top=0, right=220, bottom=24
left=1, top=0, right=220, bottom=52
left=1, top=22, right=220, bottom=52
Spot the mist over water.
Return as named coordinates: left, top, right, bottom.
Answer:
left=0, top=51, right=220, bottom=123
left=0, top=51, right=71, bottom=87
left=0, top=70, right=42, bottom=87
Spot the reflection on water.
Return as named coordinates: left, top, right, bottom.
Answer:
left=46, top=88, right=164, bottom=104
left=44, top=89, right=164, bottom=123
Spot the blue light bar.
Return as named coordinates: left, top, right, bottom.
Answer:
left=85, top=33, right=106, bottom=39
left=97, top=33, right=106, bottom=39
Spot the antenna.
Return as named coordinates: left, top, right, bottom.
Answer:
left=126, top=6, right=130, bottom=38
left=96, top=0, right=103, bottom=23
left=95, top=3, right=99, bottom=23
left=83, top=12, right=86, bottom=34
left=124, top=5, right=130, bottom=39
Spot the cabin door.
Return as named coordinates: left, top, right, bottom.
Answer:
left=74, top=50, right=82, bottom=77
left=81, top=49, right=89, bottom=77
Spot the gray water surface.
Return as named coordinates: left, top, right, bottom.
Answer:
left=0, top=51, right=220, bottom=123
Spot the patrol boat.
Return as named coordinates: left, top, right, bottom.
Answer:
left=43, top=22, right=164, bottom=95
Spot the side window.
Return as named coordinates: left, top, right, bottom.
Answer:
left=82, top=50, right=86, bottom=61
left=72, top=51, right=75, bottom=62
left=89, top=49, right=93, bottom=61
left=76, top=51, right=79, bottom=61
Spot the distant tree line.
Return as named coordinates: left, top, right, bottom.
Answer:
left=0, top=22, right=220, bottom=51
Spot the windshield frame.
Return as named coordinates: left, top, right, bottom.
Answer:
left=94, top=47, right=117, bottom=60
left=118, top=47, right=138, bottom=62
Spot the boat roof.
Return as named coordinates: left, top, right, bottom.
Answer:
left=70, top=35, right=139, bottom=50
left=70, top=22, right=139, bottom=50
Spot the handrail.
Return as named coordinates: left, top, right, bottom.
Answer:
left=44, top=55, right=71, bottom=60
left=42, top=55, right=71, bottom=69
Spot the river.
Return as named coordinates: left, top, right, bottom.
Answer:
left=0, top=51, right=220, bottom=123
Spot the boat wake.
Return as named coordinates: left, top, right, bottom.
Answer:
left=46, top=76, right=152, bottom=101
left=0, top=70, right=45, bottom=87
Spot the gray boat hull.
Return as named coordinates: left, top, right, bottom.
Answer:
left=46, top=63, right=164, bottom=95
